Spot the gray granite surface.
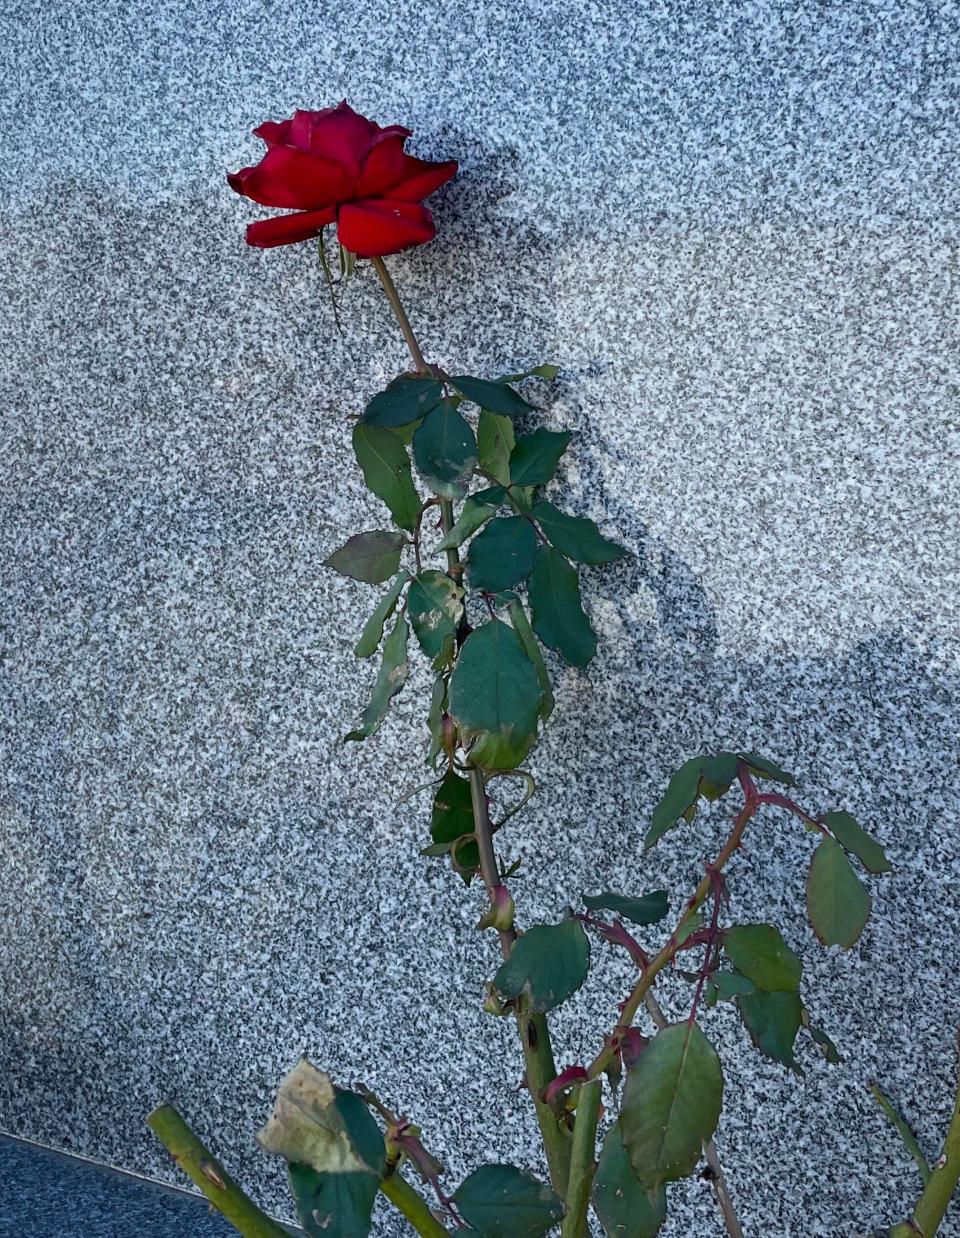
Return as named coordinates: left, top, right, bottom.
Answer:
left=2, top=1, right=959, bottom=1234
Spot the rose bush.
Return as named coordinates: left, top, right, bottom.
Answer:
left=227, top=102, right=457, bottom=256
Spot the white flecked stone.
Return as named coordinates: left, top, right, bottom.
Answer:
left=2, top=2, right=959, bottom=1236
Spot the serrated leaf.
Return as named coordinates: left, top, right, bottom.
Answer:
left=869, top=1082, right=931, bottom=1185
left=289, top=1161, right=377, bottom=1238
left=448, top=620, right=543, bottom=769
left=467, top=517, right=539, bottom=593
left=621, top=1022, right=723, bottom=1190
left=451, top=375, right=534, bottom=416
left=324, top=531, right=407, bottom=585
left=437, top=486, right=504, bottom=550
left=430, top=769, right=478, bottom=880
left=477, top=411, right=516, bottom=486
left=644, top=758, right=702, bottom=850
left=722, top=924, right=802, bottom=992
left=413, top=399, right=478, bottom=497
left=353, top=572, right=410, bottom=658
left=736, top=990, right=803, bottom=1072
left=493, top=919, right=590, bottom=1013
left=644, top=753, right=740, bottom=851
left=407, top=570, right=463, bottom=669
left=505, top=597, right=554, bottom=719
left=821, top=810, right=892, bottom=874
left=806, top=836, right=871, bottom=948
left=498, top=363, right=561, bottom=383
left=351, top=423, right=421, bottom=531
left=739, top=753, right=796, bottom=786
left=509, top=429, right=572, bottom=487
left=711, top=971, right=756, bottom=999
left=528, top=545, right=597, bottom=668
left=593, top=1122, right=667, bottom=1238
left=426, top=674, right=446, bottom=766
left=530, top=500, right=627, bottom=565
left=581, top=890, right=669, bottom=926
left=361, top=375, right=443, bottom=428
left=259, top=1061, right=383, bottom=1238
left=452, top=1164, right=563, bottom=1238
left=345, top=615, right=409, bottom=741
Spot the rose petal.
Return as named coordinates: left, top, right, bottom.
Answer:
left=384, top=157, right=458, bottom=202
left=356, top=131, right=411, bottom=197
left=293, top=102, right=384, bottom=171
left=227, top=144, right=355, bottom=209
left=253, top=119, right=292, bottom=146
left=337, top=199, right=436, bottom=257
left=245, top=205, right=337, bottom=249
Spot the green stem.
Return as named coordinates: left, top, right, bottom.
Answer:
left=374, top=255, right=570, bottom=1198
left=146, top=1105, right=290, bottom=1237
left=371, top=257, right=429, bottom=375
left=890, top=1033, right=960, bottom=1237
left=380, top=1169, right=450, bottom=1237
left=587, top=790, right=758, bottom=1081
left=559, top=1079, right=601, bottom=1238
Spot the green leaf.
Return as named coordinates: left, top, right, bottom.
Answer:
left=288, top=1161, right=377, bottom=1238
left=448, top=620, right=543, bottom=769
left=412, top=399, right=478, bottom=496
left=407, top=570, right=463, bottom=669
left=477, top=411, right=516, bottom=486
left=505, top=597, right=554, bottom=719
left=528, top=546, right=597, bottom=668
left=258, top=1061, right=383, bottom=1238
left=644, top=753, right=741, bottom=851
left=351, top=423, right=421, bottom=532
left=802, top=1008, right=841, bottom=1063
left=821, top=810, right=892, bottom=874
left=530, top=501, right=627, bottom=565
left=361, top=375, right=443, bottom=428
left=593, top=1122, right=667, bottom=1238
left=722, top=924, right=802, bottom=992
left=710, top=970, right=756, bottom=1000
left=452, top=1164, right=564, bottom=1238
left=509, top=429, right=572, bottom=487
left=869, top=1082, right=932, bottom=1185
left=429, top=769, right=479, bottom=879
left=345, top=615, right=409, bottom=741
left=324, top=531, right=407, bottom=585
left=353, top=572, right=409, bottom=658
left=806, top=836, right=871, bottom=948
left=467, top=517, right=539, bottom=593
left=437, top=486, right=504, bottom=550
left=736, top=990, right=803, bottom=1072
left=644, top=758, right=702, bottom=850
left=451, top=375, right=534, bottom=416
left=493, top=919, right=590, bottom=1013
left=498, top=363, right=561, bottom=383
left=621, top=1022, right=723, bottom=1191
left=581, top=890, right=669, bottom=926
left=426, top=674, right=446, bottom=766
left=739, top=752, right=796, bottom=786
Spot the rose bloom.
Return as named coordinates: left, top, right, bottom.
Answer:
left=227, top=103, right=457, bottom=257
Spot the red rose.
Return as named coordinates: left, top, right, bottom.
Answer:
left=227, top=103, right=457, bottom=257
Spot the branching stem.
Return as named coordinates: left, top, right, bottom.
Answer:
left=559, top=1078, right=602, bottom=1238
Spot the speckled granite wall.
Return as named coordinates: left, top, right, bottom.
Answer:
left=2, top=2, right=959, bottom=1235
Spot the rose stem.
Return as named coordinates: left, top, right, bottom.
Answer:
left=370, top=254, right=571, bottom=1196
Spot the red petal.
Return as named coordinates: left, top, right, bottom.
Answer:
left=245, top=206, right=336, bottom=248
left=384, top=156, right=458, bottom=202
left=356, top=131, right=411, bottom=197
left=292, top=103, right=385, bottom=171
left=252, top=118, right=292, bottom=146
left=227, top=144, right=355, bottom=209
left=337, top=199, right=436, bottom=257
